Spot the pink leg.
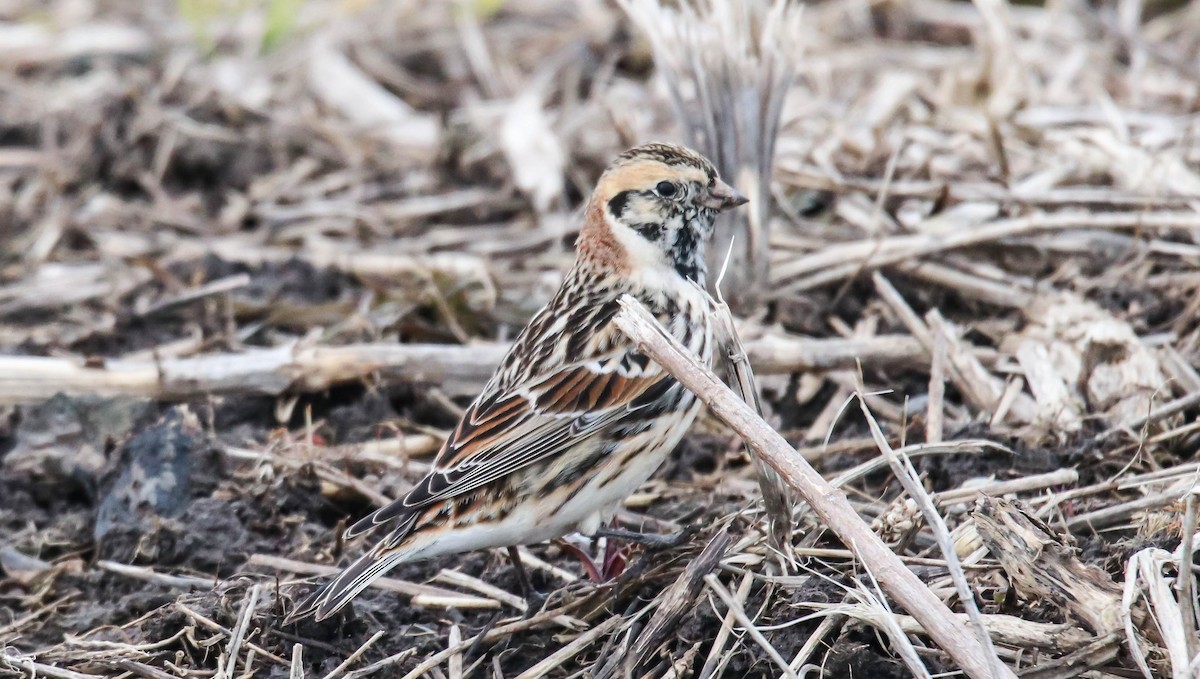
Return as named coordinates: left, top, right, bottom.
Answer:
left=556, top=540, right=603, bottom=582
left=600, top=518, right=631, bottom=580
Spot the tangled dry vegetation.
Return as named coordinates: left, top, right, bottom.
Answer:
left=2, top=0, right=1199, bottom=677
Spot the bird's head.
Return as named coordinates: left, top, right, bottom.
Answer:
left=578, top=142, right=747, bottom=286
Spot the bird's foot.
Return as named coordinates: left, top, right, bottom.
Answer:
left=595, top=524, right=694, bottom=549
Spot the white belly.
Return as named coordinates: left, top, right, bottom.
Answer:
left=541, top=397, right=703, bottom=539
left=399, top=288, right=714, bottom=561
left=399, top=399, right=703, bottom=561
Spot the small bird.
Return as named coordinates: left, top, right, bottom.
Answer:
left=288, top=142, right=748, bottom=622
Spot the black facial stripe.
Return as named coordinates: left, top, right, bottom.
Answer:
left=607, top=190, right=632, bottom=217
left=673, top=228, right=701, bottom=281
left=633, top=222, right=666, bottom=241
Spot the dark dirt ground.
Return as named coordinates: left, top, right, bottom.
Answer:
left=2, top=255, right=1196, bottom=677
left=3, top=0, right=1200, bottom=676
left=1, top=309, right=1182, bottom=676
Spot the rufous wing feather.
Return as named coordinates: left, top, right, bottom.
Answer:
left=294, top=346, right=670, bottom=621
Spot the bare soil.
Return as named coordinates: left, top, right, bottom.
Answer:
left=2, top=0, right=1199, bottom=677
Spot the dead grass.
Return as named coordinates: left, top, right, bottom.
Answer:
left=1, top=0, right=1199, bottom=677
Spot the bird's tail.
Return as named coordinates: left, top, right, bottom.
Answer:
left=286, top=500, right=426, bottom=623
left=283, top=546, right=408, bottom=623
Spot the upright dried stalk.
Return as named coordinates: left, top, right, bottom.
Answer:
left=705, top=266, right=794, bottom=550
left=619, top=0, right=802, bottom=311
left=613, top=295, right=1018, bottom=679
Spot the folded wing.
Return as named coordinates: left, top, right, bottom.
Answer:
left=346, top=350, right=666, bottom=541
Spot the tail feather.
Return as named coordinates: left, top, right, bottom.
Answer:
left=344, top=500, right=404, bottom=540
left=345, top=490, right=426, bottom=540
left=285, top=547, right=409, bottom=623
left=286, top=505, right=425, bottom=624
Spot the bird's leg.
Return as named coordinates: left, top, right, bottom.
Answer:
left=595, top=524, right=693, bottom=549
left=600, top=531, right=629, bottom=581
left=554, top=539, right=604, bottom=582
left=506, top=546, right=545, bottom=617
left=506, top=546, right=535, bottom=600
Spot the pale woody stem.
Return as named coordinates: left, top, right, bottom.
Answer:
left=613, top=294, right=1015, bottom=679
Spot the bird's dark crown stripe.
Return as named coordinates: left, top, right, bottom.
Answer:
left=617, top=142, right=716, bottom=178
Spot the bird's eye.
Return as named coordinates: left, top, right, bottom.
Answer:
left=655, top=181, right=678, bottom=198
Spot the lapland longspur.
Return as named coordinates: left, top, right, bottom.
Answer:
left=289, top=142, right=747, bottom=622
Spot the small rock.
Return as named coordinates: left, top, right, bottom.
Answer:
left=94, top=406, right=204, bottom=543
left=3, top=394, right=152, bottom=498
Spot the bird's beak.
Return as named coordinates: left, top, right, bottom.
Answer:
left=701, top=179, right=750, bottom=211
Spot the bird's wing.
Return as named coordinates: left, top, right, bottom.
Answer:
left=344, top=344, right=669, bottom=540
left=288, top=338, right=673, bottom=622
